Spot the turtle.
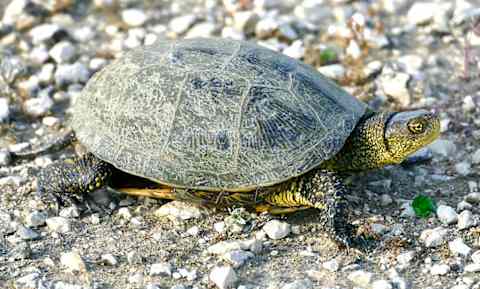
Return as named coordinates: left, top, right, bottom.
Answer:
left=37, top=37, right=440, bottom=247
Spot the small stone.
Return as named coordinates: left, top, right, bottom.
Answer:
left=263, top=220, right=291, bottom=240
left=318, top=64, right=346, bottom=81
left=371, top=223, right=389, bottom=235
left=58, top=206, right=80, bottom=218
left=122, top=9, right=147, bottom=27
left=16, top=225, right=40, bottom=240
left=55, top=62, right=90, bottom=85
left=185, top=22, right=216, bottom=38
left=436, top=205, right=458, bottom=225
left=60, top=251, right=86, bottom=272
left=24, top=91, right=53, bottom=117
left=128, top=272, right=144, bottom=285
left=15, top=273, right=40, bottom=289
left=233, top=11, right=258, bottom=34
left=207, top=239, right=257, bottom=255
left=37, top=63, right=55, bottom=84
left=465, top=193, right=480, bottom=204
left=398, top=54, right=424, bottom=75
left=177, top=268, right=197, bottom=281
left=127, top=250, right=142, bottom=264
left=457, top=201, right=473, bottom=211
left=458, top=210, right=475, bottom=230
left=255, top=17, right=279, bottom=38
left=283, top=40, right=304, bottom=59
left=428, top=139, right=456, bottom=158
left=18, top=75, right=40, bottom=97
left=462, top=95, right=476, bottom=113
left=117, top=207, right=132, bottom=220
left=214, top=221, right=226, bottom=233
left=25, top=211, right=48, bottom=227
left=89, top=58, right=108, bottom=71
left=455, top=162, right=471, bottom=176
left=449, top=238, right=472, bottom=257
left=471, top=250, right=480, bottom=263
left=400, top=201, right=416, bottom=218
left=46, top=217, right=71, bottom=233
left=294, top=0, right=333, bottom=24
left=380, top=194, right=393, bottom=206
left=101, top=253, right=118, bottom=266
left=29, top=46, right=49, bottom=64
left=372, top=280, right=393, bottom=289
left=150, top=262, right=172, bottom=276
left=222, top=250, right=254, bottom=268
left=0, top=149, right=12, bottom=166
left=29, top=24, right=61, bottom=45
left=396, top=251, right=415, bottom=268
left=71, top=26, right=95, bottom=42
left=346, top=40, right=362, bottom=59
left=277, top=23, right=297, bottom=41
left=145, top=285, right=161, bottom=289
left=209, top=266, right=237, bottom=289
left=322, top=259, right=340, bottom=272
left=49, top=41, right=76, bottom=64
left=464, top=263, right=480, bottom=272
left=169, top=14, right=197, bottom=35
left=281, top=279, right=313, bottom=289
left=348, top=270, right=373, bottom=287
left=471, top=149, right=480, bottom=164
left=154, top=201, right=204, bottom=221
left=407, top=2, right=436, bottom=25
left=363, top=60, right=383, bottom=78
left=186, top=225, right=200, bottom=236
left=420, top=227, right=448, bottom=247
left=9, top=241, right=31, bottom=260
left=378, top=72, right=410, bottom=107
left=430, top=264, right=450, bottom=275
left=2, top=0, right=29, bottom=26
left=0, top=98, right=9, bottom=123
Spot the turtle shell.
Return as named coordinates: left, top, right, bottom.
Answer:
left=72, top=38, right=366, bottom=191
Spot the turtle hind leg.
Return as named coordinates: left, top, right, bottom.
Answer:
left=263, top=169, right=359, bottom=248
left=37, top=153, right=113, bottom=208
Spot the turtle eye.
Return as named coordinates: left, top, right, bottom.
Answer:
left=407, top=119, right=426, bottom=134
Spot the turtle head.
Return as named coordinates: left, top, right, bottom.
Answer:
left=384, top=110, right=440, bottom=163
left=322, top=109, right=440, bottom=172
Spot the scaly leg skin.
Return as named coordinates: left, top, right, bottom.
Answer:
left=262, top=169, right=359, bottom=248
left=36, top=153, right=113, bottom=209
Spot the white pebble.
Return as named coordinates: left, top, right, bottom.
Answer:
left=117, top=207, right=132, bottom=220
left=436, top=205, right=458, bottom=225
left=318, top=64, right=346, bottom=81
left=0, top=149, right=11, bottom=166
left=428, top=139, right=456, bottom=158
left=283, top=40, right=304, bottom=59
left=281, top=279, right=313, bottom=289
left=60, top=251, right=86, bottom=272
left=55, top=62, right=90, bottom=85
left=458, top=210, right=475, bottom=230
left=29, top=46, right=49, bottom=64
left=185, top=22, right=216, bottom=38
left=322, top=259, right=340, bottom=272
left=29, top=24, right=60, bottom=45
left=24, top=93, right=54, bottom=117
left=49, top=41, right=76, bottom=63
left=471, top=250, right=480, bottom=264
left=464, top=263, right=480, bottom=272
left=25, top=211, right=48, bottom=227
left=407, top=2, right=436, bottom=25
left=346, top=40, right=362, bottom=59
left=101, top=253, right=118, bottom=266
left=449, top=238, right=471, bottom=257
left=372, top=280, right=393, bottom=289
left=214, top=221, right=226, bottom=233
left=46, top=217, right=71, bottom=233
left=263, top=220, right=291, bottom=240
left=209, top=266, right=237, bottom=289
left=0, top=98, right=10, bottom=122
left=122, top=9, right=147, bottom=27
left=348, top=270, right=373, bottom=287
left=222, top=250, right=254, bottom=268
left=430, top=264, right=450, bottom=275
left=154, top=201, right=204, bottom=221
left=150, top=262, right=172, bottom=276
left=169, top=14, right=197, bottom=35
left=420, top=227, right=448, bottom=247
left=455, top=161, right=471, bottom=176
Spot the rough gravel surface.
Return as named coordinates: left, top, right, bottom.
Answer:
left=1, top=1, right=480, bottom=289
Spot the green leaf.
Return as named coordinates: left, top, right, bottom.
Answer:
left=319, top=48, right=337, bottom=65
left=412, top=195, right=437, bottom=218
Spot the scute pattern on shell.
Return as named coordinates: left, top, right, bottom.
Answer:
left=72, top=38, right=366, bottom=191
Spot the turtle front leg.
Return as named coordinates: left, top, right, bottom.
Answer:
left=262, top=169, right=357, bottom=248
left=37, top=153, right=113, bottom=208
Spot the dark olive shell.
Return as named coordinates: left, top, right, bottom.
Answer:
left=73, top=38, right=366, bottom=191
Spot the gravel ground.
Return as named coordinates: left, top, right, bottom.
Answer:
left=1, top=0, right=480, bottom=289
